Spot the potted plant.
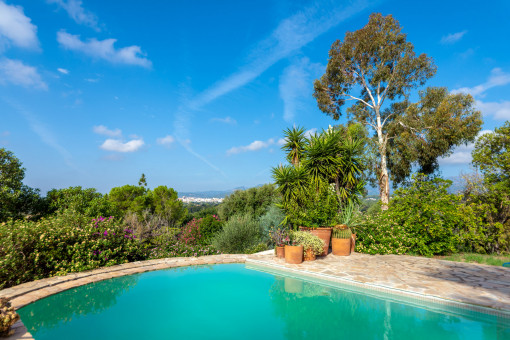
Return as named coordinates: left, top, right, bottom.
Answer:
left=284, top=233, right=304, bottom=264
left=0, top=298, right=20, bottom=337
left=269, top=226, right=290, bottom=258
left=332, top=201, right=361, bottom=255
left=331, top=225, right=352, bottom=255
left=298, top=186, right=338, bottom=256
left=291, top=230, right=324, bottom=261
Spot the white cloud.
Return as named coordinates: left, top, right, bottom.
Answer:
left=48, top=0, right=99, bottom=31
left=189, top=0, right=370, bottom=109
left=0, top=58, right=47, bottom=90
left=93, top=125, right=121, bottom=137
left=100, top=138, right=144, bottom=152
left=211, top=116, right=237, bottom=124
left=279, top=57, right=323, bottom=122
left=476, top=100, right=510, bottom=120
left=439, top=130, right=493, bottom=165
left=440, top=30, right=467, bottom=44
left=57, top=30, right=152, bottom=68
left=57, top=68, right=69, bottom=74
left=85, top=78, right=99, bottom=83
left=277, top=138, right=286, bottom=146
left=157, top=135, right=175, bottom=146
left=0, top=1, right=39, bottom=50
left=227, top=138, right=275, bottom=155
left=453, top=68, right=510, bottom=97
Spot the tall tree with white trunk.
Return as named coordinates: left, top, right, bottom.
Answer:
left=314, top=13, right=482, bottom=210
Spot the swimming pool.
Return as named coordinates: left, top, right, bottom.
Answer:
left=18, top=264, right=510, bottom=339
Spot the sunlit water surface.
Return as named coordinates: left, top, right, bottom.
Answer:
left=18, top=263, right=509, bottom=339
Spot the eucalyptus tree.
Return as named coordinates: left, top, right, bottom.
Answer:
left=313, top=13, right=482, bottom=209
left=281, top=127, right=306, bottom=167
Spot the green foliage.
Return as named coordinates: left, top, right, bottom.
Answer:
left=290, top=230, right=324, bottom=255
left=47, top=186, right=117, bottom=218
left=259, top=205, right=286, bottom=237
left=108, top=185, right=149, bottom=217
left=245, top=243, right=268, bottom=254
left=218, top=184, right=276, bottom=221
left=197, top=215, right=223, bottom=244
left=472, top=121, right=510, bottom=187
left=148, top=186, right=188, bottom=228
left=212, top=213, right=263, bottom=254
left=0, top=216, right=146, bottom=289
left=313, top=13, right=481, bottom=207
left=0, top=148, right=47, bottom=221
left=357, top=174, right=473, bottom=256
left=282, top=126, right=306, bottom=166
left=440, top=252, right=510, bottom=266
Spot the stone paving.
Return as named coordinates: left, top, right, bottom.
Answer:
left=1, top=252, right=509, bottom=340
left=248, top=252, right=510, bottom=313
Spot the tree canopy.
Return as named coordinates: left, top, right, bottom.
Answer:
left=313, top=13, right=482, bottom=209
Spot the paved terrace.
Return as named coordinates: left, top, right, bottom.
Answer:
left=1, top=253, right=509, bottom=340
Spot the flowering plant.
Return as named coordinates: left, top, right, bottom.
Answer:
left=269, top=227, right=290, bottom=247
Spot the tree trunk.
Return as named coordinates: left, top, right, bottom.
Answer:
left=379, top=152, right=390, bottom=210
left=376, top=109, right=390, bottom=210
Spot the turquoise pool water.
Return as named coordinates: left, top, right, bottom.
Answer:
left=18, top=264, right=509, bottom=339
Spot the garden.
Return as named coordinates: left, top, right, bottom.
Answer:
left=1, top=12, right=510, bottom=337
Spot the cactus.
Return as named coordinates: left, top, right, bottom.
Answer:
left=332, top=225, right=352, bottom=239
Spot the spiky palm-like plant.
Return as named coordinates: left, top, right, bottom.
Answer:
left=282, top=127, right=306, bottom=167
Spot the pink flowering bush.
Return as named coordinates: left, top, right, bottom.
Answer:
left=0, top=215, right=146, bottom=289
left=179, top=215, right=223, bottom=245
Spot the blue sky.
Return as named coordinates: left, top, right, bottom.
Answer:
left=1, top=0, right=509, bottom=194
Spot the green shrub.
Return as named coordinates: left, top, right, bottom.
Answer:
left=290, top=231, right=324, bottom=255
left=245, top=243, right=268, bottom=254
left=47, top=186, right=117, bottom=218
left=212, top=213, right=262, bottom=253
left=0, top=215, right=147, bottom=289
left=218, top=184, right=276, bottom=221
left=357, top=174, right=474, bottom=256
left=198, top=215, right=223, bottom=244
left=259, top=205, right=285, bottom=240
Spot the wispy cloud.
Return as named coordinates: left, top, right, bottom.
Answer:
left=440, top=30, right=467, bottom=45
left=157, top=135, right=175, bottom=147
left=100, top=138, right=144, bottom=152
left=57, top=67, right=69, bottom=74
left=279, top=57, right=323, bottom=122
left=48, top=0, right=99, bottom=31
left=57, top=30, right=152, bottom=68
left=452, top=68, right=510, bottom=120
left=227, top=138, right=275, bottom=155
left=189, top=0, right=371, bottom=109
left=0, top=1, right=39, bottom=51
left=2, top=97, right=75, bottom=168
left=93, top=125, right=121, bottom=137
left=476, top=100, right=510, bottom=120
left=0, top=58, right=47, bottom=90
left=453, top=68, right=510, bottom=97
left=211, top=116, right=237, bottom=124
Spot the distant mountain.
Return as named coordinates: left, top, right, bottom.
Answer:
left=179, top=186, right=250, bottom=199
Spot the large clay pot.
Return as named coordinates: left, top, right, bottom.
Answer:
left=275, top=246, right=285, bottom=258
left=332, top=237, right=351, bottom=256
left=303, top=248, right=316, bottom=261
left=307, top=227, right=332, bottom=256
left=351, top=234, right=356, bottom=253
left=284, top=245, right=303, bottom=264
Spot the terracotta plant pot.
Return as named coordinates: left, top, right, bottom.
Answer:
left=275, top=246, right=285, bottom=258
left=351, top=233, right=356, bottom=253
left=300, top=227, right=332, bottom=256
left=303, top=248, right=316, bottom=261
left=284, top=245, right=303, bottom=264
left=332, top=237, right=351, bottom=256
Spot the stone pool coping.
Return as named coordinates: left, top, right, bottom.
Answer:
left=2, top=252, right=510, bottom=339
